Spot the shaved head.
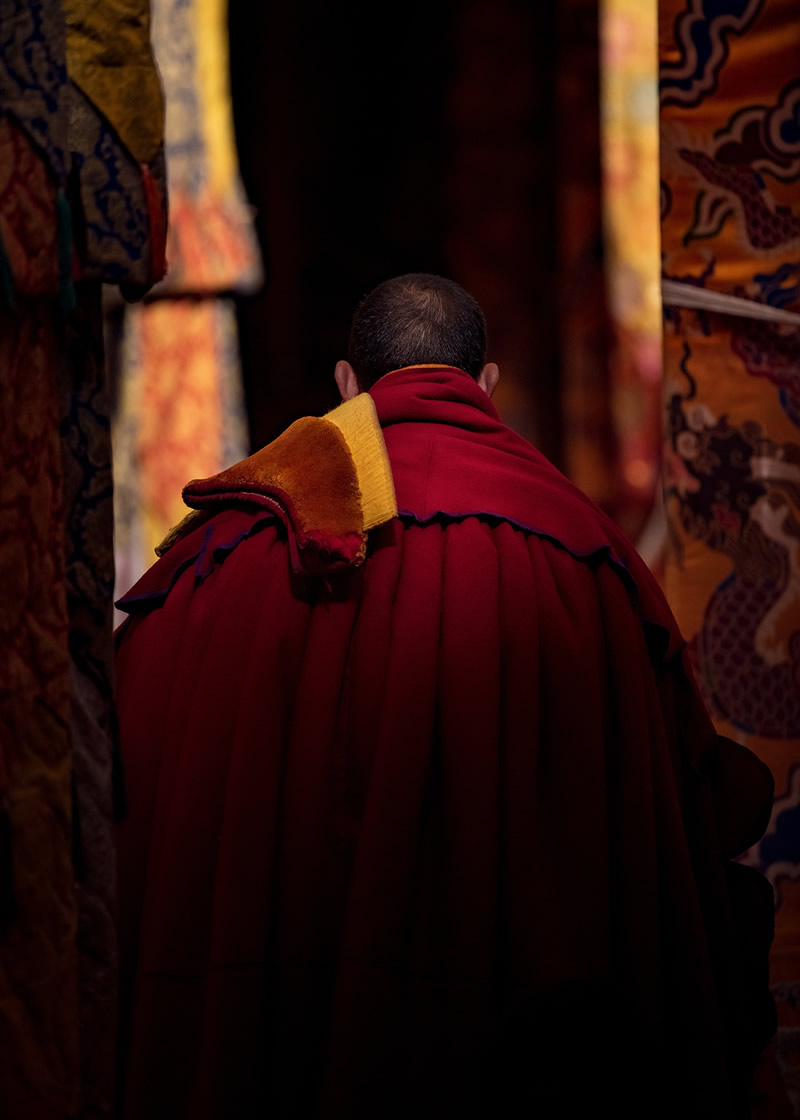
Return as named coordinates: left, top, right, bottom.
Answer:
left=347, top=273, right=487, bottom=390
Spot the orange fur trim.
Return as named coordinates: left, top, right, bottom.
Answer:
left=174, top=417, right=367, bottom=571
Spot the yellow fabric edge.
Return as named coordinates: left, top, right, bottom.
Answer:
left=195, top=0, right=237, bottom=194
left=154, top=508, right=207, bottom=557
left=325, top=394, right=397, bottom=531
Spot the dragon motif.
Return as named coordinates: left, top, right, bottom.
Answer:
left=665, top=346, right=800, bottom=738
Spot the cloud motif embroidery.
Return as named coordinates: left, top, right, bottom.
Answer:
left=659, top=0, right=764, bottom=109
left=713, top=79, right=800, bottom=184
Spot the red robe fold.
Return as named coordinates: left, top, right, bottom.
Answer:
left=114, top=366, right=774, bottom=1120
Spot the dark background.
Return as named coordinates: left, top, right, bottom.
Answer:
left=228, top=0, right=609, bottom=473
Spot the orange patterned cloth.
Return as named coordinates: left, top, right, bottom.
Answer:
left=111, top=0, right=261, bottom=604
left=659, top=0, right=800, bottom=1108
left=600, top=0, right=665, bottom=559
left=113, top=300, right=249, bottom=603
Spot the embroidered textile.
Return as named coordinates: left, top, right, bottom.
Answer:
left=0, top=0, right=167, bottom=295
left=0, top=301, right=78, bottom=1119
left=0, top=2, right=165, bottom=1115
left=659, top=1, right=800, bottom=1100
left=0, top=0, right=69, bottom=184
left=62, top=0, right=164, bottom=165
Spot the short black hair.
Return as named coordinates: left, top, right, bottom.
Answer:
left=347, top=273, right=487, bottom=389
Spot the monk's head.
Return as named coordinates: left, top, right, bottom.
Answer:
left=335, top=273, right=499, bottom=400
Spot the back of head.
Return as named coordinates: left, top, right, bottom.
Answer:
left=347, top=273, right=487, bottom=390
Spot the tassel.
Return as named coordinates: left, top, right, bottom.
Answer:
left=0, top=800, right=16, bottom=931
left=141, top=163, right=167, bottom=282
left=56, top=188, right=76, bottom=313
left=0, top=228, right=14, bottom=310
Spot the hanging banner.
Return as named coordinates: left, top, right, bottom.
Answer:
left=659, top=0, right=800, bottom=1101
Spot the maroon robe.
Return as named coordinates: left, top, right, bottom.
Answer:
left=113, top=366, right=774, bottom=1119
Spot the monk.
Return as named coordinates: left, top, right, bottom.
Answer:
left=113, top=274, right=776, bottom=1119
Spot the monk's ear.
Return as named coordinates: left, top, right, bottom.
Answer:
left=335, top=360, right=360, bottom=401
left=477, top=362, right=499, bottom=398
